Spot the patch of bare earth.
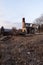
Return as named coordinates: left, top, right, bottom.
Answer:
left=0, top=34, right=43, bottom=65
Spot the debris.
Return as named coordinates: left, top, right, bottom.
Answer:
left=0, top=35, right=43, bottom=65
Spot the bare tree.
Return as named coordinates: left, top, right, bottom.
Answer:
left=34, top=15, right=43, bottom=32
left=34, top=15, right=43, bottom=25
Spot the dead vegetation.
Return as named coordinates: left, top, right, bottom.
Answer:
left=0, top=34, right=43, bottom=65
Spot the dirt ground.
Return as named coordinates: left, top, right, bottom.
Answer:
left=0, top=34, right=43, bottom=65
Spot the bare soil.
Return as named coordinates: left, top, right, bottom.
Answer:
left=0, top=34, right=43, bottom=65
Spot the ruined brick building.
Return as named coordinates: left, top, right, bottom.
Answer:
left=22, top=18, right=38, bottom=34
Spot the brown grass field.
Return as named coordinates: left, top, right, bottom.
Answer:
left=0, top=34, right=43, bottom=65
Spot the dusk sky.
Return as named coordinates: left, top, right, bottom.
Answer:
left=0, top=0, right=43, bottom=29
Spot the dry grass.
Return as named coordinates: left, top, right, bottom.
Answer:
left=0, top=34, right=43, bottom=65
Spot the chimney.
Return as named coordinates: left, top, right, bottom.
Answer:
left=22, top=18, right=25, bottom=28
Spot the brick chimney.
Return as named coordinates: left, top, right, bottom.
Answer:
left=22, top=18, right=25, bottom=28
left=22, top=18, right=26, bottom=32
